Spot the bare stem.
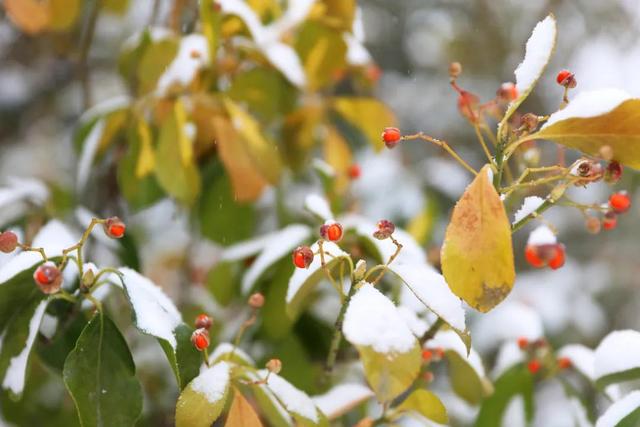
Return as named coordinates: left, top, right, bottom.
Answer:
left=318, top=240, right=342, bottom=297
left=60, top=218, right=105, bottom=273
left=403, top=133, right=477, bottom=176
left=17, top=243, right=48, bottom=262
left=473, top=125, right=495, bottom=166
left=369, top=236, right=403, bottom=286
left=511, top=199, right=554, bottom=233
left=324, top=280, right=358, bottom=378
left=419, top=318, right=444, bottom=346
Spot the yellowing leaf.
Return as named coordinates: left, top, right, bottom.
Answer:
left=319, top=0, right=356, bottom=31
left=135, top=120, right=155, bottom=178
left=137, top=39, right=178, bottom=95
left=225, top=389, right=264, bottom=427
left=441, top=164, right=515, bottom=312
left=533, top=97, right=640, bottom=169
left=176, top=362, right=231, bottom=427
left=332, top=97, right=396, bottom=151
left=48, top=0, right=80, bottom=31
left=295, top=21, right=347, bottom=90
left=359, top=345, right=421, bottom=403
left=394, top=389, right=448, bottom=424
left=4, top=0, right=49, bottom=35
left=324, top=126, right=352, bottom=194
left=103, top=0, right=129, bottom=15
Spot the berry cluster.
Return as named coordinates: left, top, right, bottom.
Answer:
left=517, top=337, right=572, bottom=376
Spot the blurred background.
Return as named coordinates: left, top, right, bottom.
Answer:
left=1, top=0, right=639, bottom=425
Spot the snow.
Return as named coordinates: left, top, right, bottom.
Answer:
left=514, top=15, right=557, bottom=95
left=190, top=362, right=230, bottom=404
left=208, top=342, right=254, bottom=365
left=156, top=34, right=209, bottom=95
left=262, top=42, right=306, bottom=87
left=312, top=383, right=373, bottom=419
left=594, top=329, right=640, bottom=380
left=241, top=224, right=311, bottom=294
left=0, top=177, right=49, bottom=227
left=491, top=341, right=524, bottom=379
left=76, top=96, right=130, bottom=127
left=221, top=233, right=272, bottom=262
left=0, top=220, right=76, bottom=284
left=513, top=196, right=545, bottom=224
left=596, top=391, right=640, bottom=427
left=397, top=306, right=430, bottom=337
left=260, top=370, right=319, bottom=422
left=304, top=194, right=333, bottom=221
left=2, top=300, right=47, bottom=395
left=286, top=241, right=348, bottom=304
left=389, top=263, right=466, bottom=332
left=39, top=313, right=58, bottom=340
left=119, top=267, right=182, bottom=349
left=343, top=283, right=416, bottom=354
left=558, top=344, right=595, bottom=380
left=472, top=301, right=543, bottom=353
left=430, top=330, right=486, bottom=378
left=312, top=158, right=335, bottom=177
left=345, top=33, right=371, bottom=65
left=76, top=119, right=105, bottom=193
left=527, top=225, right=557, bottom=246
left=122, top=26, right=172, bottom=51
left=543, top=89, right=632, bottom=128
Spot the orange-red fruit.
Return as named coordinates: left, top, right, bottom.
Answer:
left=0, top=231, right=18, bottom=253
left=457, top=91, right=480, bottom=123
left=320, top=222, right=343, bottom=242
left=557, top=357, right=572, bottom=370
left=602, top=212, right=617, bottom=230
left=525, top=243, right=566, bottom=270
left=556, top=69, right=576, bottom=88
left=191, top=328, right=210, bottom=351
left=248, top=292, right=265, bottom=308
left=517, top=337, right=529, bottom=350
left=527, top=359, right=541, bottom=375
left=434, top=347, right=445, bottom=360
left=104, top=216, right=126, bottom=239
left=373, top=219, right=395, bottom=240
left=381, top=127, right=401, bottom=149
left=524, top=245, right=545, bottom=268
left=365, top=64, right=382, bottom=82
left=195, top=314, right=213, bottom=330
left=609, top=191, right=631, bottom=213
left=33, top=264, right=62, bottom=294
left=292, top=245, right=314, bottom=269
left=548, top=244, right=565, bottom=270
left=497, top=82, right=518, bottom=101
left=421, top=349, right=433, bottom=362
left=348, top=164, right=361, bottom=180
left=605, top=161, right=623, bottom=184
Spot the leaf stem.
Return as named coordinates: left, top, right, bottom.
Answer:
left=511, top=199, right=554, bottom=233
left=473, top=125, right=495, bottom=166
left=419, top=318, right=444, bottom=346
left=403, top=133, right=477, bottom=176
left=324, top=279, right=358, bottom=378
left=368, top=235, right=403, bottom=286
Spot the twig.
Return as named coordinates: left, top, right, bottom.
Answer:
left=368, top=236, right=403, bottom=286
left=473, top=124, right=495, bottom=166
left=419, top=318, right=444, bottom=346
left=324, top=280, right=358, bottom=378
left=403, top=133, right=478, bottom=176
left=511, top=199, right=554, bottom=232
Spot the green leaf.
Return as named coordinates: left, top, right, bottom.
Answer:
left=331, top=97, right=397, bottom=151
left=359, top=345, right=421, bottom=404
left=136, top=38, right=178, bottom=94
left=475, top=365, right=534, bottom=427
left=37, top=311, right=86, bottom=374
left=441, top=164, right=515, bottom=312
left=447, top=350, right=491, bottom=405
left=533, top=97, right=640, bottom=169
left=154, top=100, right=201, bottom=204
left=597, top=393, right=640, bottom=427
left=176, top=362, right=231, bottom=427
left=206, top=261, right=239, bottom=306
left=394, top=389, right=448, bottom=424
left=295, top=21, right=347, bottom=90
left=200, top=0, right=221, bottom=58
left=320, top=0, right=356, bottom=31
left=228, top=68, right=296, bottom=121
left=63, top=312, right=143, bottom=427
left=235, top=377, right=292, bottom=427
left=48, top=0, right=80, bottom=30
left=158, top=324, right=202, bottom=390
left=595, top=330, right=640, bottom=388
left=103, top=0, right=129, bottom=14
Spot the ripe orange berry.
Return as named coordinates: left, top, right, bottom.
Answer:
left=556, top=69, right=576, bottom=88
left=497, top=82, right=518, bottom=101
left=421, top=349, right=433, bottom=362
left=292, top=246, right=314, bottom=269
left=191, top=328, right=210, bottom=351
left=381, top=127, right=401, bottom=149
left=0, top=231, right=18, bottom=253
left=195, top=314, right=213, bottom=330
left=33, top=264, right=62, bottom=294
left=525, top=243, right=565, bottom=270
left=585, top=216, right=601, bottom=234
left=320, top=222, right=343, bottom=242
left=103, top=216, right=126, bottom=239
left=365, top=64, right=382, bottom=82
left=602, top=211, right=617, bottom=230
left=517, top=337, right=529, bottom=350
left=548, top=244, right=566, bottom=270
left=348, top=164, right=361, bottom=180
left=524, top=245, right=545, bottom=268
left=557, top=357, right=572, bottom=370
left=527, top=359, right=541, bottom=375
left=609, top=191, right=631, bottom=213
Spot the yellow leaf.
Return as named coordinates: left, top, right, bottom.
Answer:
left=359, top=345, right=421, bottom=403
left=103, top=0, right=129, bottom=15
left=225, top=389, right=264, bottom=427
left=533, top=97, right=640, bottom=169
left=135, top=120, right=155, bottom=178
left=176, top=363, right=230, bottom=427
left=295, top=22, right=347, bottom=90
left=394, top=389, right=448, bottom=424
left=48, top=0, right=80, bottom=31
left=211, top=115, right=268, bottom=202
left=318, top=0, right=356, bottom=30
left=332, top=97, right=397, bottom=151
left=4, top=0, right=50, bottom=35
left=441, top=164, right=515, bottom=312
left=324, top=126, right=352, bottom=194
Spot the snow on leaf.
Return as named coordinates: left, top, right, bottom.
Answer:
left=542, top=89, right=631, bottom=128
left=595, top=330, right=640, bottom=387
left=221, top=233, right=273, bottom=262
left=389, top=263, right=466, bottom=333
left=119, top=267, right=182, bottom=349
left=157, top=34, right=209, bottom=96
left=344, top=284, right=416, bottom=353
left=558, top=344, right=595, bottom=381
left=76, top=119, right=105, bottom=193
left=0, top=177, right=49, bottom=228
left=259, top=370, right=320, bottom=423
left=513, top=196, right=545, bottom=225
left=208, top=342, right=254, bottom=366
left=241, top=224, right=311, bottom=294
left=527, top=224, right=557, bottom=246
left=190, top=362, right=230, bottom=403
left=430, top=330, right=487, bottom=379
left=312, top=383, right=373, bottom=420
left=596, top=391, right=640, bottom=427
left=176, top=362, right=231, bottom=427
left=304, top=194, right=333, bottom=221
left=491, top=341, right=525, bottom=379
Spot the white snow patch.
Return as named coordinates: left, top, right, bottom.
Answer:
left=345, top=33, right=371, bottom=65
left=39, top=313, right=58, bottom=340
left=122, top=26, right=172, bottom=51
left=596, top=391, right=640, bottom=427
left=430, top=330, right=486, bottom=378
left=543, top=89, right=632, bottom=128
left=304, top=194, right=333, bottom=221
left=119, top=267, right=182, bottom=349
left=221, top=233, right=272, bottom=261
left=2, top=300, right=47, bottom=395
left=260, top=370, right=319, bottom=422
left=594, top=329, right=640, bottom=380
left=156, top=34, right=209, bottom=95
left=527, top=225, right=557, bottom=246
left=241, top=224, right=311, bottom=294
left=513, top=196, right=545, bottom=224
left=76, top=119, right=105, bottom=193
left=472, top=301, right=543, bottom=353
left=558, top=344, right=595, bottom=380
left=343, top=283, right=416, bottom=354
left=397, top=306, right=429, bottom=337
left=492, top=341, right=525, bottom=379
left=514, top=15, right=557, bottom=94
left=389, top=263, right=466, bottom=332
left=190, top=361, right=230, bottom=403
left=312, top=383, right=373, bottom=419
left=208, top=342, right=254, bottom=365
left=286, top=241, right=348, bottom=304
left=76, top=96, right=130, bottom=127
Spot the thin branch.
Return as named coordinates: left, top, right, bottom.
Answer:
left=403, top=133, right=477, bottom=175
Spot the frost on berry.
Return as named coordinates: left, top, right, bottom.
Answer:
left=195, top=313, right=213, bottom=330
left=103, top=216, right=126, bottom=239
left=191, top=328, right=210, bottom=351
left=33, top=263, right=63, bottom=294
left=292, top=245, right=314, bottom=269
left=0, top=230, right=18, bottom=253
left=372, top=219, right=395, bottom=240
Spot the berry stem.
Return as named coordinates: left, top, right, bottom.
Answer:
left=59, top=218, right=105, bottom=274
left=511, top=199, right=554, bottom=233
left=419, top=318, right=445, bottom=346
left=324, top=279, right=357, bottom=379
left=203, top=347, right=211, bottom=368
left=367, top=235, right=403, bottom=286
left=317, top=240, right=343, bottom=298
left=228, top=310, right=257, bottom=362
left=473, top=124, right=495, bottom=166
left=52, top=289, right=78, bottom=304
left=403, top=133, right=478, bottom=176
left=17, top=243, right=48, bottom=262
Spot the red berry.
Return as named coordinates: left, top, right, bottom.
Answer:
left=548, top=244, right=566, bottom=270
left=248, top=292, right=265, bottom=308
left=602, top=211, right=617, bottom=230
left=104, top=216, right=126, bottom=239
left=373, top=219, right=395, bottom=240
left=605, top=161, right=623, bottom=184
left=195, top=314, right=213, bottom=330
left=381, top=127, right=401, bottom=149
left=0, top=231, right=18, bottom=253
left=421, top=349, right=433, bottom=362
left=365, top=64, right=382, bottom=82
left=457, top=91, right=480, bottom=123
left=557, top=357, right=572, bottom=370
left=524, top=245, right=545, bottom=268
left=609, top=191, right=631, bottom=213
left=320, top=221, right=343, bottom=242
left=348, top=164, right=361, bottom=180
left=517, top=337, right=529, bottom=350
left=292, top=245, right=314, bottom=269
left=556, top=69, right=576, bottom=88
left=191, top=328, right=210, bottom=351
left=527, top=359, right=541, bottom=375
left=497, top=82, right=518, bottom=101
left=33, top=264, right=63, bottom=294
